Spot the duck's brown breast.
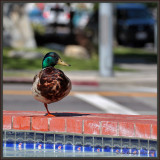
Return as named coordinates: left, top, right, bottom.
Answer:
left=37, top=67, right=71, bottom=103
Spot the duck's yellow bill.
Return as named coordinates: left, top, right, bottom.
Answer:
left=57, top=59, right=71, bottom=66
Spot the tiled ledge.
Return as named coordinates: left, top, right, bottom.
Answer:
left=3, top=130, right=157, bottom=157
left=3, top=111, right=157, bottom=140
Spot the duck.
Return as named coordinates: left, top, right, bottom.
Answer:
left=31, top=52, right=71, bottom=116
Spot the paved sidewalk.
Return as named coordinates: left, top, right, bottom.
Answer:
left=3, top=64, right=157, bottom=87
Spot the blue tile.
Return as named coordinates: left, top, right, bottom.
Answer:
left=94, top=146, right=102, bottom=152
left=16, top=142, right=24, bottom=150
left=131, top=139, right=139, bottom=154
left=35, top=133, right=44, bottom=142
left=140, top=139, right=148, bottom=156
left=84, top=136, right=93, bottom=146
left=113, top=138, right=121, bottom=147
left=16, top=132, right=25, bottom=140
left=65, top=144, right=73, bottom=151
left=6, top=131, right=15, bottom=140
left=149, top=150, right=157, bottom=157
left=45, top=142, right=54, bottom=149
left=122, top=138, right=130, bottom=147
left=140, top=139, right=148, bottom=148
left=16, top=138, right=24, bottom=144
left=122, top=138, right=130, bottom=154
left=74, top=136, right=83, bottom=146
left=122, top=148, right=130, bottom=154
left=113, top=147, right=121, bottom=154
left=75, top=145, right=83, bottom=152
left=140, top=148, right=148, bottom=156
left=84, top=136, right=93, bottom=152
left=149, top=140, right=157, bottom=150
left=104, top=146, right=112, bottom=152
left=6, top=140, right=14, bottom=148
left=55, top=134, right=64, bottom=144
left=84, top=145, right=93, bottom=152
left=35, top=142, right=44, bottom=150
left=26, top=141, right=34, bottom=149
left=26, top=132, right=34, bottom=141
left=45, top=133, right=54, bottom=143
left=103, top=138, right=112, bottom=152
left=55, top=143, right=63, bottom=151
left=131, top=139, right=139, bottom=147
left=94, top=137, right=102, bottom=147
left=113, top=138, right=121, bottom=154
left=131, top=148, right=139, bottom=155
left=149, top=141, right=157, bottom=157
left=65, top=135, right=73, bottom=145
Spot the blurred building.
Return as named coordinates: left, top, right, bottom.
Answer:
left=3, top=3, right=36, bottom=48
left=3, top=2, right=157, bottom=50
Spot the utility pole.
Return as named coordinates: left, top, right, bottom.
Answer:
left=154, top=21, right=157, bottom=52
left=99, top=3, right=113, bottom=77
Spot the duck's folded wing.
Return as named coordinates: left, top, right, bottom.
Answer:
left=37, top=67, right=71, bottom=102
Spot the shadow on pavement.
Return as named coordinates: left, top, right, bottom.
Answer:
left=45, top=112, right=90, bottom=117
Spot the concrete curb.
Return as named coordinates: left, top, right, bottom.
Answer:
left=3, top=111, right=157, bottom=140
left=3, top=77, right=99, bottom=86
left=3, top=75, right=156, bottom=86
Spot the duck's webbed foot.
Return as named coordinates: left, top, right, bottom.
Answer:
left=44, top=103, right=55, bottom=117
left=46, top=113, right=55, bottom=117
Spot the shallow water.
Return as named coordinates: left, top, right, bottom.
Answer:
left=3, top=148, right=146, bottom=157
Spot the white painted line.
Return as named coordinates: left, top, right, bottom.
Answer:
left=74, top=94, right=140, bottom=115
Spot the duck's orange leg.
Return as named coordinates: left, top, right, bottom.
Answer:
left=44, top=103, right=55, bottom=117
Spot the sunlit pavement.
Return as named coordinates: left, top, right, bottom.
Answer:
left=3, top=82, right=157, bottom=115
left=3, top=64, right=157, bottom=115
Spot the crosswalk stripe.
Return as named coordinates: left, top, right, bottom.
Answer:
left=74, top=93, right=140, bottom=115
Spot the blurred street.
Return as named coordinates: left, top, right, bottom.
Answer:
left=2, top=3, right=158, bottom=159
left=3, top=3, right=157, bottom=116
left=3, top=63, right=157, bottom=115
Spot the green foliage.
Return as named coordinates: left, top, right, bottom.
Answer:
left=3, top=47, right=99, bottom=71
left=93, top=3, right=99, bottom=11
left=31, top=24, right=45, bottom=35
left=113, top=46, right=157, bottom=63
left=113, top=46, right=156, bottom=55
left=3, top=46, right=157, bottom=71
left=144, top=2, right=158, bottom=8
left=3, top=54, right=42, bottom=70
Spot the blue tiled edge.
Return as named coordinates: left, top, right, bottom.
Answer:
left=3, top=130, right=157, bottom=157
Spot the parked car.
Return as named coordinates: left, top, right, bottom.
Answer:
left=72, top=10, right=92, bottom=29
left=42, top=3, right=70, bottom=26
left=115, top=3, right=155, bottom=46
left=28, top=6, right=46, bottom=25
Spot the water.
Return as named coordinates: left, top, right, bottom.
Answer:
left=3, top=148, right=146, bottom=157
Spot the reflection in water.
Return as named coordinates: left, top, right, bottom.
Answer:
left=3, top=147, right=143, bottom=157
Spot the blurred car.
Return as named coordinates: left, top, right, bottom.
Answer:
left=72, top=10, right=91, bottom=29
left=42, top=3, right=70, bottom=26
left=115, top=3, right=155, bottom=46
left=28, top=6, right=46, bottom=25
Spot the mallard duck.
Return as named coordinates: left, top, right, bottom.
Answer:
left=31, top=52, right=71, bottom=116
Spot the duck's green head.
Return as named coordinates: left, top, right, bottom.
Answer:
left=42, top=52, right=71, bottom=69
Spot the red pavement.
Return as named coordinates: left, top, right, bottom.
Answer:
left=3, top=111, right=157, bottom=140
